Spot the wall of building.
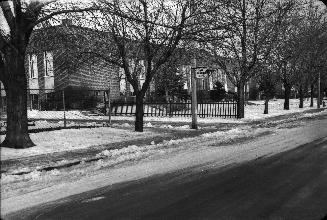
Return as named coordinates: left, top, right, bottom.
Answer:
left=70, top=61, right=120, bottom=100
left=24, top=47, right=122, bottom=102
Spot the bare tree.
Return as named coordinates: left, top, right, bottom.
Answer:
left=0, top=0, right=98, bottom=148
left=202, top=0, right=295, bottom=118
left=255, top=57, right=279, bottom=114
left=73, top=0, right=209, bottom=132
left=274, top=0, right=326, bottom=109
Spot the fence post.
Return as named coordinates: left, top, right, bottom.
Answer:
left=0, top=83, right=2, bottom=113
left=317, top=72, right=321, bottom=109
left=108, top=89, right=111, bottom=124
left=62, top=90, right=66, bottom=128
left=169, top=101, right=172, bottom=117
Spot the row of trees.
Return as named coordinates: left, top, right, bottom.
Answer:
left=256, top=0, right=327, bottom=114
left=0, top=0, right=326, bottom=148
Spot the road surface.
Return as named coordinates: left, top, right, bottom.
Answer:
left=6, top=137, right=327, bottom=219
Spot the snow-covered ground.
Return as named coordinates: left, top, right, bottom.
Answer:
left=28, top=110, right=91, bottom=120
left=0, top=127, right=158, bottom=160
left=0, top=99, right=325, bottom=161
left=1, top=98, right=326, bottom=217
left=243, top=98, right=320, bottom=120
left=1, top=112, right=327, bottom=216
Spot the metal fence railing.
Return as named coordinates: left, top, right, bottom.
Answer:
left=0, top=89, right=238, bottom=134
left=0, top=89, right=111, bottom=130
left=111, top=101, right=238, bottom=118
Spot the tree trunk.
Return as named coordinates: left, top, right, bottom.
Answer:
left=1, top=57, right=35, bottom=148
left=237, top=82, right=245, bottom=118
left=283, top=84, right=291, bottom=110
left=319, top=89, right=323, bottom=106
left=264, top=98, right=269, bottom=114
left=299, top=85, right=304, bottom=108
left=310, top=83, right=314, bottom=107
left=165, top=88, right=169, bottom=103
left=135, top=93, right=144, bottom=132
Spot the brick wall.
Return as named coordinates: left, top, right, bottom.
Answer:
left=70, top=61, right=120, bottom=100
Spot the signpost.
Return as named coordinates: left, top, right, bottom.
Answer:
left=195, top=67, right=210, bottom=78
left=191, top=66, right=213, bottom=129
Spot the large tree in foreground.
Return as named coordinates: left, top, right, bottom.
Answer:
left=0, top=0, right=97, bottom=148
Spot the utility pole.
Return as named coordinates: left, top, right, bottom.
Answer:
left=317, top=71, right=321, bottom=109
left=190, top=0, right=198, bottom=129
left=191, top=59, right=198, bottom=129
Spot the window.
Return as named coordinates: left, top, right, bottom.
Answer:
left=43, top=51, right=53, bottom=77
left=29, top=94, right=39, bottom=110
left=28, top=54, right=38, bottom=79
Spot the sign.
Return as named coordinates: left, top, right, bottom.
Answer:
left=194, top=67, right=214, bottom=78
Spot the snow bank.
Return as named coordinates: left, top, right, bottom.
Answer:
left=1, top=169, right=61, bottom=184
left=1, top=125, right=267, bottom=184
left=302, top=109, right=327, bottom=118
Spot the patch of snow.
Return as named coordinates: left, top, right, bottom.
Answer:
left=120, top=123, right=132, bottom=128
left=175, top=125, right=191, bottom=129
left=160, top=124, right=174, bottom=129
left=10, top=167, right=32, bottom=175
left=144, top=122, right=154, bottom=128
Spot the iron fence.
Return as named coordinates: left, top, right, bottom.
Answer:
left=111, top=101, right=238, bottom=118
left=0, top=89, right=238, bottom=131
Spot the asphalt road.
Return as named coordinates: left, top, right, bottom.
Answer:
left=6, top=136, right=327, bottom=220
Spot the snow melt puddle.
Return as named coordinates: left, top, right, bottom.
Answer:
left=82, top=196, right=106, bottom=203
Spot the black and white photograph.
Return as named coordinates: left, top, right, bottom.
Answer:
left=0, top=0, right=327, bottom=219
